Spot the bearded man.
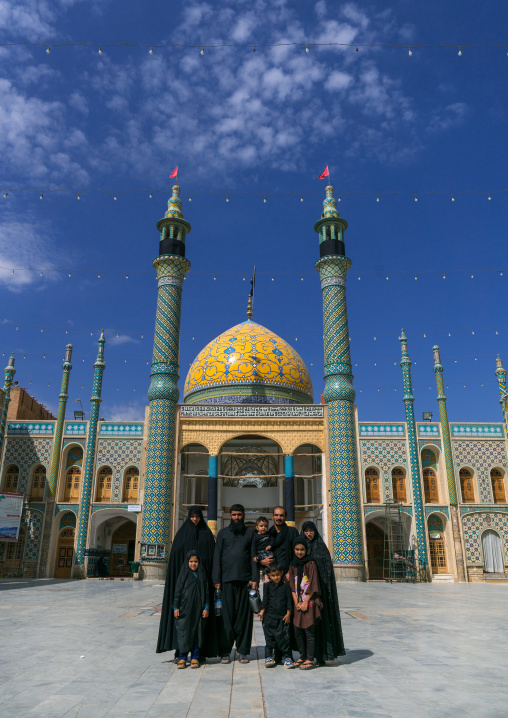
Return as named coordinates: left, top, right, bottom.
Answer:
left=212, top=504, right=259, bottom=664
left=260, top=506, right=299, bottom=574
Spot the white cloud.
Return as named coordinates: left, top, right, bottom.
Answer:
left=108, top=333, right=139, bottom=347
left=106, top=401, right=146, bottom=421
left=427, top=102, right=468, bottom=133
left=324, top=70, right=353, bottom=91
left=68, top=91, right=88, bottom=115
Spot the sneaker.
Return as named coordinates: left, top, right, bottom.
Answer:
left=264, top=657, right=276, bottom=668
left=283, top=658, right=295, bottom=669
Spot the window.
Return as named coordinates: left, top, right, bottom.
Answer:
left=391, top=468, right=406, bottom=502
left=123, top=467, right=139, bottom=503
left=365, top=468, right=380, bottom=503
left=3, top=465, right=19, bottom=492
left=459, top=469, right=475, bottom=503
left=64, top=467, right=81, bottom=502
left=30, top=465, right=46, bottom=501
left=96, top=466, right=112, bottom=502
left=491, top=469, right=506, bottom=503
left=423, top=468, right=439, bottom=503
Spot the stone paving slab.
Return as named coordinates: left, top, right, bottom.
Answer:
left=0, top=580, right=507, bottom=717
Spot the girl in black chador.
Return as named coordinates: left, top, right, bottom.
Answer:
left=157, top=506, right=218, bottom=659
left=300, top=521, right=345, bottom=663
left=174, top=552, right=210, bottom=668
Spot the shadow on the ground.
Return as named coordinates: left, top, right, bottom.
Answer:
left=337, top=648, right=374, bottom=665
left=0, top=579, right=75, bottom=591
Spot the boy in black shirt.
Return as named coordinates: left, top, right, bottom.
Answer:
left=259, top=563, right=294, bottom=668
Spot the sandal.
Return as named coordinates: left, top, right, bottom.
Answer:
left=238, top=655, right=249, bottom=664
left=190, top=659, right=199, bottom=669
left=177, top=660, right=186, bottom=669
left=221, top=655, right=231, bottom=664
left=300, top=660, right=315, bottom=671
left=293, top=658, right=304, bottom=668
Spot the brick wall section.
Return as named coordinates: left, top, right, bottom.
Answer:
left=7, top=387, right=55, bottom=421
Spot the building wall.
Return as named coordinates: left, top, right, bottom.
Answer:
left=7, top=387, right=55, bottom=421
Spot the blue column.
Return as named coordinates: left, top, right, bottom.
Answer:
left=284, top=455, right=295, bottom=525
left=399, top=330, right=428, bottom=570
left=208, top=455, right=218, bottom=536
left=74, top=332, right=106, bottom=572
left=0, top=354, right=16, bottom=462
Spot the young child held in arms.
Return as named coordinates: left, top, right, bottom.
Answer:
left=259, top=563, right=294, bottom=669
left=253, top=516, right=274, bottom=571
left=174, top=551, right=209, bottom=669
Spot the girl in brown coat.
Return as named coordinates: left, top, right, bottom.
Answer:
left=288, top=537, right=322, bottom=670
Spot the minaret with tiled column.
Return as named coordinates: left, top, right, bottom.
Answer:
left=315, top=185, right=364, bottom=580
left=433, top=345, right=466, bottom=581
left=399, top=331, right=428, bottom=573
left=495, top=355, right=508, bottom=431
left=141, top=185, right=191, bottom=580
left=0, top=354, right=16, bottom=462
left=39, top=344, right=73, bottom=577
left=74, top=332, right=105, bottom=577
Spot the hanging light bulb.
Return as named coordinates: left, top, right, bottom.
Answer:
left=358, top=275, right=361, bottom=280
left=300, top=196, right=303, bottom=202
left=471, top=273, right=474, bottom=279
left=46, top=46, right=50, bottom=54
left=149, top=192, right=153, bottom=198
left=214, top=275, right=216, bottom=280
left=408, top=48, right=412, bottom=56
left=458, top=47, right=462, bottom=56
left=126, top=274, right=129, bottom=279
left=77, top=194, right=80, bottom=200
left=272, top=276, right=274, bottom=281
left=188, top=196, right=192, bottom=202
left=301, top=275, right=304, bottom=281
left=200, top=48, right=204, bottom=55
left=40, top=193, right=43, bottom=199
left=226, top=196, right=229, bottom=202
left=98, top=46, right=102, bottom=55
left=414, top=195, right=418, bottom=202
left=3, top=192, right=7, bottom=198
left=305, top=45, right=309, bottom=53
left=338, top=196, right=341, bottom=202
left=414, top=275, right=418, bottom=280
left=488, top=194, right=492, bottom=200
left=263, top=196, right=267, bottom=203
left=68, top=272, right=71, bottom=277
left=500, top=270, right=504, bottom=276
left=443, top=273, right=446, bottom=279
left=376, top=196, right=380, bottom=202
left=253, top=46, right=256, bottom=52
left=149, top=47, right=153, bottom=54
left=98, top=273, right=101, bottom=279
left=451, top=195, right=455, bottom=202
left=40, top=271, right=43, bottom=277
left=11, top=270, right=14, bottom=275
left=113, top=195, right=117, bottom=200
left=355, top=46, right=359, bottom=52
left=386, top=275, right=389, bottom=280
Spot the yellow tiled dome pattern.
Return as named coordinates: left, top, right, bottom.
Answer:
left=183, top=320, right=313, bottom=404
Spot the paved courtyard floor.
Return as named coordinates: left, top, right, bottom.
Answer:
left=0, top=579, right=507, bottom=718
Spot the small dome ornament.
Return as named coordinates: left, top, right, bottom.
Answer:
left=164, top=184, right=184, bottom=219
left=322, top=184, right=340, bottom=219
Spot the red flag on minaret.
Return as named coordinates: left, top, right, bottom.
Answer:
left=169, top=166, right=178, bottom=179
left=318, top=166, right=329, bottom=180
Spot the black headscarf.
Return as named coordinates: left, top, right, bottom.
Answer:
left=300, top=521, right=345, bottom=659
left=157, top=507, right=218, bottom=656
left=173, top=551, right=209, bottom=654
left=291, top=536, right=313, bottom=593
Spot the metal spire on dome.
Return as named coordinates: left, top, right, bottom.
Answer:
left=164, top=184, right=184, bottom=219
left=246, top=266, right=256, bottom=320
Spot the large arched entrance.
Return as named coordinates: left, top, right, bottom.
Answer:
left=427, top=515, right=448, bottom=574
left=482, top=529, right=504, bottom=573
left=109, top=521, right=136, bottom=576
left=54, top=528, right=75, bottom=578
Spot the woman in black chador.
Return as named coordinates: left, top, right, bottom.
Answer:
left=157, top=506, right=218, bottom=658
left=300, top=521, right=345, bottom=662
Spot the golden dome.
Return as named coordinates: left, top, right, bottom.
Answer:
left=183, top=320, right=313, bottom=405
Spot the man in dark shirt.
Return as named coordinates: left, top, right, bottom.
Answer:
left=260, top=506, right=299, bottom=573
left=213, top=504, right=259, bottom=663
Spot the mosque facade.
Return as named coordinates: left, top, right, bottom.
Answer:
left=1, top=186, right=508, bottom=584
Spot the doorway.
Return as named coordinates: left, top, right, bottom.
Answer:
left=429, top=536, right=448, bottom=573
left=366, top=522, right=387, bottom=579
left=3, top=529, right=25, bottom=577
left=54, top=528, right=75, bottom=578
left=109, top=521, right=136, bottom=576
left=482, top=529, right=504, bottom=573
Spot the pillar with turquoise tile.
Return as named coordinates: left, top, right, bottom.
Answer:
left=433, top=345, right=466, bottom=581
left=315, top=185, right=364, bottom=580
left=0, top=354, right=16, bottom=463
left=74, top=332, right=105, bottom=574
left=399, top=331, right=428, bottom=570
left=495, top=355, right=508, bottom=432
left=48, top=344, right=73, bottom=496
left=141, top=185, right=191, bottom=580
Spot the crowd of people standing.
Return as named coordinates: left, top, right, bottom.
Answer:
left=156, top=504, right=345, bottom=670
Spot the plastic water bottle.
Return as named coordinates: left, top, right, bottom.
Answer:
left=214, top=588, right=222, bottom=616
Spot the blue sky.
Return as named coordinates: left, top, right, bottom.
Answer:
left=0, top=0, right=506, bottom=423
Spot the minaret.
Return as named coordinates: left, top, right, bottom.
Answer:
left=0, top=354, right=16, bottom=461
left=495, top=355, right=508, bottom=431
left=74, top=332, right=105, bottom=575
left=314, top=185, right=363, bottom=579
left=48, top=344, right=73, bottom=496
left=141, top=185, right=191, bottom=580
left=433, top=346, right=466, bottom=581
left=399, top=331, right=428, bottom=572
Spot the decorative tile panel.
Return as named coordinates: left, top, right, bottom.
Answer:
left=0, top=437, right=53, bottom=495
left=360, top=440, right=408, bottom=501
left=451, top=424, right=504, bottom=438
left=359, top=424, right=405, bottom=438
left=452, top=440, right=508, bottom=503
left=62, top=438, right=86, bottom=449
left=64, top=422, right=87, bottom=436
left=418, top=439, right=442, bottom=451
left=96, top=439, right=142, bottom=502
left=462, top=511, right=508, bottom=564
left=180, top=405, right=324, bottom=418
left=99, top=423, right=144, bottom=437
left=22, top=508, right=44, bottom=561
left=55, top=504, right=78, bottom=516
left=460, top=505, right=508, bottom=516
left=8, top=422, right=54, bottom=436
left=417, top=424, right=440, bottom=438
left=425, top=506, right=450, bottom=519
left=59, top=511, right=76, bottom=530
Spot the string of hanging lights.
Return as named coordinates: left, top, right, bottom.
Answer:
left=4, top=40, right=508, bottom=54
